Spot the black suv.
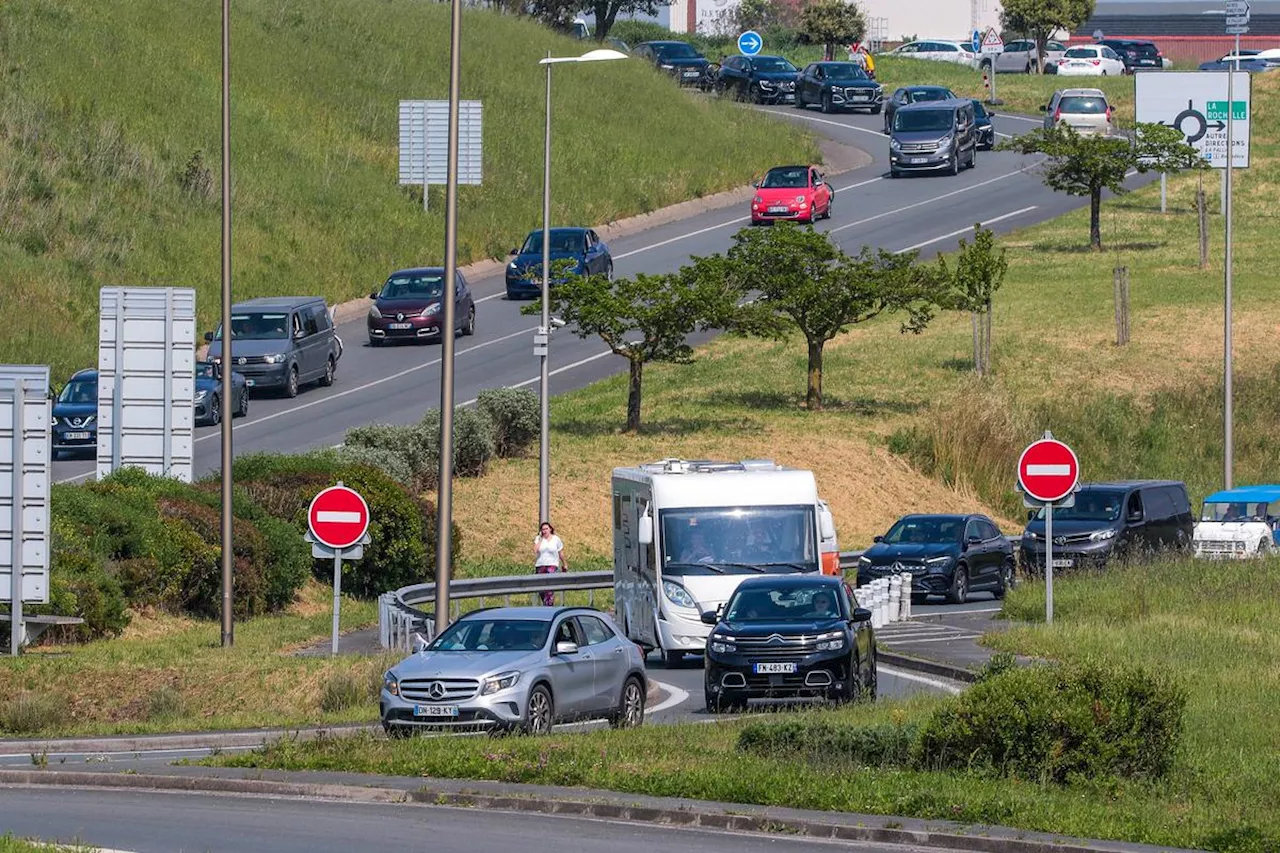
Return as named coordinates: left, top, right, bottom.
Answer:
left=715, top=54, right=799, bottom=104
left=1019, top=480, right=1194, bottom=572
left=858, top=514, right=1015, bottom=604
left=634, top=40, right=709, bottom=86
left=795, top=61, right=883, bottom=114
left=1096, top=39, right=1164, bottom=73
left=702, top=575, right=876, bottom=713
left=882, top=85, right=957, bottom=134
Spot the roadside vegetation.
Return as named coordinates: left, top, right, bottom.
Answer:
left=0, top=838, right=95, bottom=853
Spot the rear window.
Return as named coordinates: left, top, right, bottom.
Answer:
left=1058, top=96, right=1108, bottom=114
left=1133, top=43, right=1160, bottom=56
left=1064, top=47, right=1097, bottom=59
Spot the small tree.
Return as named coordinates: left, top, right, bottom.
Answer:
left=937, top=225, right=1007, bottom=377
left=799, top=0, right=866, bottom=61
left=1000, top=0, right=1095, bottom=73
left=578, top=0, right=672, bottom=39
left=689, top=224, right=945, bottom=411
left=525, top=269, right=734, bottom=431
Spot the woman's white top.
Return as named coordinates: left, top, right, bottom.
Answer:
left=534, top=534, right=564, bottom=567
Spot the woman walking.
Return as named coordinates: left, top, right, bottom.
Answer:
left=533, top=522, right=567, bottom=606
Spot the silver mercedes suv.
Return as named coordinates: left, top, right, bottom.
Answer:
left=381, top=606, right=648, bottom=736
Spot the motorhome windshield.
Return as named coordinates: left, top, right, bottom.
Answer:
left=1201, top=501, right=1270, bottom=522
left=660, top=505, right=817, bottom=574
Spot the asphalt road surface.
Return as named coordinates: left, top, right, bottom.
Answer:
left=51, top=106, right=1152, bottom=485
left=0, top=787, right=944, bottom=853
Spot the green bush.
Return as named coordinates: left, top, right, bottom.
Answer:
left=738, top=717, right=919, bottom=768
left=477, top=388, right=540, bottom=458
left=915, top=662, right=1187, bottom=783
left=452, top=407, right=496, bottom=477
left=342, top=422, right=437, bottom=487
left=319, top=669, right=376, bottom=713
left=29, top=517, right=130, bottom=641
left=0, top=691, right=64, bottom=735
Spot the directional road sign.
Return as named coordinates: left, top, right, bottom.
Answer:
left=1226, top=24, right=1250, bottom=34
left=1018, top=438, right=1080, bottom=504
left=1136, top=72, right=1251, bottom=169
left=738, top=30, right=762, bottom=56
left=971, top=30, right=981, bottom=53
left=308, top=485, right=371, bottom=550
left=981, top=28, right=1004, bottom=55
left=1226, top=0, right=1250, bottom=13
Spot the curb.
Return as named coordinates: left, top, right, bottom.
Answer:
left=878, top=651, right=978, bottom=684
left=0, top=768, right=1201, bottom=853
left=0, top=724, right=375, bottom=758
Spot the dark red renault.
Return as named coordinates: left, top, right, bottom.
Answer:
left=367, top=266, right=476, bottom=346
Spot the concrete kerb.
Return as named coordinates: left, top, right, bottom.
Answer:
left=0, top=767, right=1204, bottom=853
left=879, top=650, right=979, bottom=684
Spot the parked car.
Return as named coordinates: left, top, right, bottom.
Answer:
left=884, top=40, right=980, bottom=69
left=367, top=267, right=475, bottom=346
left=857, top=513, right=1014, bottom=604
left=204, top=296, right=341, bottom=398
left=1198, top=51, right=1280, bottom=72
left=51, top=368, right=98, bottom=459
left=634, top=40, right=708, bottom=85
left=882, top=85, right=957, bottom=134
left=715, top=54, right=799, bottom=104
left=972, top=99, right=996, bottom=149
left=985, top=39, right=1067, bottom=73
left=1019, top=481, right=1194, bottom=573
left=505, top=228, right=613, bottom=300
left=701, top=574, right=876, bottom=713
left=888, top=99, right=977, bottom=177
left=750, top=164, right=834, bottom=224
left=1193, top=485, right=1280, bottom=559
left=795, top=61, right=883, bottom=113
left=1042, top=88, right=1114, bottom=136
left=380, top=606, right=647, bottom=736
left=1096, top=38, right=1164, bottom=73
left=194, top=360, right=248, bottom=425
left=1056, top=45, right=1126, bottom=77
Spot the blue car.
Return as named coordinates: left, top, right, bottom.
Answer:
left=195, top=360, right=249, bottom=425
left=51, top=368, right=99, bottom=459
left=505, top=227, right=613, bottom=299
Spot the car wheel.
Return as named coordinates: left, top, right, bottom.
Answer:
left=870, top=104, right=882, bottom=115
left=948, top=566, right=968, bottom=604
left=950, top=153, right=960, bottom=176
left=523, top=685, right=554, bottom=735
left=605, top=261, right=614, bottom=281
left=793, top=92, right=806, bottom=110
left=610, top=676, right=645, bottom=729
left=820, top=92, right=833, bottom=114
left=369, top=336, right=383, bottom=347
left=209, top=394, right=220, bottom=425
left=237, top=389, right=249, bottom=418
left=319, top=356, right=335, bottom=387
left=705, top=689, right=745, bottom=714
left=995, top=559, right=1015, bottom=599
left=461, top=305, right=476, bottom=336
left=889, top=168, right=900, bottom=178
left=663, top=649, right=683, bottom=668
left=1024, top=62, right=1032, bottom=74
left=863, top=644, right=878, bottom=701
left=285, top=365, right=299, bottom=398
left=807, top=202, right=816, bottom=223
left=823, top=195, right=833, bottom=219
left=910, top=592, right=928, bottom=605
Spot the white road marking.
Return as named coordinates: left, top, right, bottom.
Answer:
left=828, top=164, right=1039, bottom=235
left=1026, top=463, right=1071, bottom=476
left=886, top=635, right=982, bottom=644
left=476, top=291, right=506, bottom=303
left=878, top=664, right=964, bottom=694
left=315, top=511, right=362, bottom=524
left=894, top=206, right=1037, bottom=253
left=1000, top=113, right=1045, bottom=123
left=456, top=350, right=614, bottom=409
left=646, top=679, right=689, bottom=715
left=776, top=109, right=889, bottom=138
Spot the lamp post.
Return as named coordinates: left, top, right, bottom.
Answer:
left=536, top=48, right=627, bottom=527
left=219, top=0, right=234, bottom=648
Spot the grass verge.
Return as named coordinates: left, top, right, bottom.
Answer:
left=0, top=838, right=95, bottom=853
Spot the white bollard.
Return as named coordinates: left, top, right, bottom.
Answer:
left=876, top=579, right=889, bottom=626
left=901, top=573, right=912, bottom=620
left=888, top=576, right=902, bottom=623
left=870, top=583, right=884, bottom=628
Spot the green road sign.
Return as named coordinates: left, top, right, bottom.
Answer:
left=1206, top=100, right=1248, bottom=121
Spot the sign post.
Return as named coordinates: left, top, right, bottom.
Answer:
left=0, top=367, right=51, bottom=656
left=307, top=483, right=372, bottom=656
left=1017, top=432, right=1080, bottom=625
left=981, top=28, right=1004, bottom=104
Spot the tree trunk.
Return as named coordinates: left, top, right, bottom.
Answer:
left=971, top=310, right=981, bottom=375
left=984, top=297, right=993, bottom=373
left=806, top=339, right=824, bottom=411
left=1090, top=188, right=1103, bottom=250
left=824, top=42, right=834, bottom=61
left=625, top=357, right=643, bottom=432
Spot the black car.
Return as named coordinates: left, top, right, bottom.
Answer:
left=702, top=575, right=876, bottom=713
left=715, top=54, right=799, bottom=104
left=795, top=61, right=883, bottom=114
left=882, top=85, right=956, bottom=134
left=857, top=514, right=1014, bottom=604
left=1019, top=481, right=1194, bottom=573
left=972, top=99, right=996, bottom=149
left=51, top=368, right=98, bottom=459
left=634, top=40, right=709, bottom=86
left=1096, top=38, right=1164, bottom=73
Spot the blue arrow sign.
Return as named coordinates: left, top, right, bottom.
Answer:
left=738, top=30, right=762, bottom=56
left=972, top=30, right=982, bottom=53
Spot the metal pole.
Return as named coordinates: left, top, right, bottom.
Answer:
left=538, top=55, right=552, bottom=527
left=433, top=0, right=463, bottom=632
left=1044, top=503, right=1054, bottom=625
left=1224, top=68, right=1235, bottom=490
left=10, top=381, right=25, bottom=656
left=331, top=549, right=343, bottom=656
left=1160, top=173, right=1167, bottom=214
left=219, top=0, right=235, bottom=648
left=422, top=110, right=430, bottom=212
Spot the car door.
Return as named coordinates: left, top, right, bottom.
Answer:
left=289, top=309, right=315, bottom=380
left=576, top=614, right=625, bottom=712
left=981, top=519, right=1007, bottom=581
left=546, top=617, right=595, bottom=719
left=809, top=168, right=830, bottom=211
left=1123, top=489, right=1151, bottom=556
left=962, top=518, right=991, bottom=585
left=592, top=230, right=611, bottom=271
left=798, top=63, right=815, bottom=104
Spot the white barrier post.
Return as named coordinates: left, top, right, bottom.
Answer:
left=888, top=576, right=902, bottom=623
left=876, top=579, right=889, bottom=626
left=869, top=583, right=881, bottom=628
left=901, top=573, right=912, bottom=619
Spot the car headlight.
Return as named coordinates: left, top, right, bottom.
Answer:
left=858, top=556, right=872, bottom=567
left=1089, top=529, right=1116, bottom=542
left=1022, top=530, right=1034, bottom=539
left=508, top=261, right=518, bottom=270
left=660, top=63, right=674, bottom=70
left=194, top=389, right=207, bottom=402
left=758, top=79, right=775, bottom=89
left=383, top=671, right=400, bottom=696
left=710, top=632, right=736, bottom=654
left=662, top=579, right=697, bottom=609
left=370, top=304, right=382, bottom=319
left=263, top=353, right=286, bottom=364
left=480, top=670, right=520, bottom=695
left=926, top=555, right=953, bottom=569
left=420, top=303, right=441, bottom=317
left=938, top=134, right=954, bottom=148
left=816, top=630, right=845, bottom=651
left=889, top=137, right=902, bottom=149
left=753, top=195, right=763, bottom=204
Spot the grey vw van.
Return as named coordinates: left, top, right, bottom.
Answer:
left=204, top=296, right=343, bottom=398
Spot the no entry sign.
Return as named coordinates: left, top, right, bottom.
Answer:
left=1018, top=438, right=1080, bottom=504
left=308, top=485, right=371, bottom=550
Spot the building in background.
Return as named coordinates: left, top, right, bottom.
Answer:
left=1073, top=0, right=1280, bottom=65
left=668, top=0, right=1001, bottom=40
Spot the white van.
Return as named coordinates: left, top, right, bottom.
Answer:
left=611, top=458, right=838, bottom=665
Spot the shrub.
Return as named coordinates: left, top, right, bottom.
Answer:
left=342, top=422, right=437, bottom=486
left=157, top=498, right=269, bottom=619
left=914, top=662, right=1186, bottom=783
left=332, top=443, right=417, bottom=488
left=0, top=692, right=64, bottom=735
left=319, top=669, right=376, bottom=713
left=452, top=407, right=496, bottom=477
left=738, top=717, right=918, bottom=768
left=146, top=685, right=187, bottom=721
left=477, top=388, right=539, bottom=458
left=29, top=518, right=130, bottom=642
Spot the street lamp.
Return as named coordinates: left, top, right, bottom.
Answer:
left=536, top=48, right=627, bottom=528
left=219, top=0, right=234, bottom=648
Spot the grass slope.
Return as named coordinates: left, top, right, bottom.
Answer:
left=0, top=0, right=815, bottom=382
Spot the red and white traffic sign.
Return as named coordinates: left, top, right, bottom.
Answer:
left=308, top=485, right=371, bottom=550
left=1017, top=438, right=1080, bottom=503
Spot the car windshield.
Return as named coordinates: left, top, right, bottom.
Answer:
left=430, top=618, right=551, bottom=651
left=760, top=168, right=808, bottom=188
left=1033, top=490, right=1124, bottom=522
left=823, top=64, right=868, bottom=80
left=883, top=517, right=964, bottom=544
left=520, top=231, right=584, bottom=255
left=1201, top=501, right=1270, bottom=522
left=195, top=363, right=216, bottom=379
left=661, top=505, right=818, bottom=574
left=1064, top=47, right=1098, bottom=59
left=379, top=273, right=444, bottom=300
left=1058, top=96, right=1107, bottom=114
left=908, top=88, right=953, bottom=103
left=655, top=42, right=699, bottom=59
left=754, top=57, right=796, bottom=73
left=971, top=100, right=989, bottom=118
left=724, top=584, right=845, bottom=622
left=57, top=379, right=96, bottom=404
left=895, top=109, right=953, bottom=132
left=212, top=312, right=290, bottom=341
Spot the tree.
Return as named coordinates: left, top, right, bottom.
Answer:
left=579, top=0, right=672, bottom=40
left=732, top=0, right=780, bottom=32
left=688, top=224, right=945, bottom=411
left=936, top=225, right=1007, bottom=377
left=999, top=0, right=1094, bottom=72
left=524, top=268, right=735, bottom=431
left=999, top=123, right=1203, bottom=250
left=799, top=0, right=865, bottom=61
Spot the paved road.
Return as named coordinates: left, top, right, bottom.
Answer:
left=51, top=106, right=1153, bottom=485
left=0, top=787, right=941, bottom=853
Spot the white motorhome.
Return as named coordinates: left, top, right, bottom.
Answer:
left=611, top=458, right=838, bottom=665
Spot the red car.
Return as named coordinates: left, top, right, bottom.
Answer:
left=750, top=164, right=834, bottom=225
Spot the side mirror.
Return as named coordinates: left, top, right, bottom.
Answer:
left=988, top=110, right=997, bottom=116
left=1026, top=510, right=1035, bottom=522
left=700, top=610, right=719, bottom=626
left=852, top=607, right=872, bottom=623
left=411, top=633, right=429, bottom=653
left=638, top=515, right=653, bottom=546
left=294, top=328, right=306, bottom=340
left=554, top=640, right=578, bottom=655
left=751, top=180, right=760, bottom=189
left=873, top=535, right=884, bottom=543
left=819, top=508, right=836, bottom=541
left=967, top=535, right=983, bottom=544
left=204, top=331, right=215, bottom=343
left=1039, top=104, right=1048, bottom=112
left=369, top=292, right=379, bottom=300
left=509, top=248, right=518, bottom=256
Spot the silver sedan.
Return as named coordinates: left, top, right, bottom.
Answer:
left=381, top=606, right=648, bottom=736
